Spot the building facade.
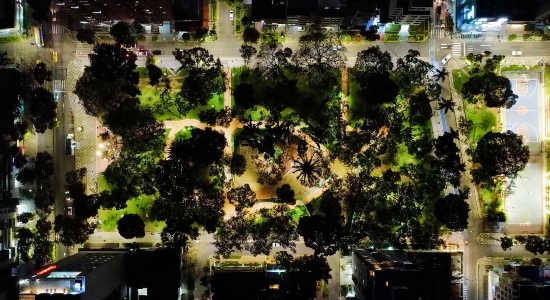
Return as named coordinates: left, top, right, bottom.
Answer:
left=52, top=0, right=174, bottom=26
left=490, top=270, right=550, bottom=300
left=252, top=0, right=347, bottom=28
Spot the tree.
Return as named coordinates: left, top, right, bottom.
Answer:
left=438, top=97, right=455, bottom=113
left=409, top=90, right=432, bottom=125
left=242, top=27, right=261, bottom=44
left=353, top=46, right=393, bottom=75
left=34, top=182, right=54, bottom=212
left=35, top=151, right=54, bottom=181
left=169, top=127, right=226, bottom=166
left=298, top=196, right=346, bottom=256
left=434, top=68, right=449, bottom=82
left=276, top=184, right=295, bottom=204
left=361, top=25, right=380, bottom=42
left=16, top=166, right=36, bottom=185
left=255, top=42, right=293, bottom=78
left=227, top=184, right=257, bottom=210
left=117, top=214, right=146, bottom=239
left=88, top=43, right=138, bottom=83
left=181, top=32, right=191, bottom=41
left=293, top=30, right=346, bottom=78
left=110, top=21, right=143, bottom=44
left=228, top=153, right=247, bottom=176
left=65, top=168, right=87, bottom=199
left=180, top=65, right=225, bottom=107
left=293, top=153, right=325, bottom=187
left=73, top=194, right=100, bottom=219
left=29, top=87, right=57, bottom=133
left=54, top=215, right=96, bottom=247
left=240, top=44, right=257, bottom=65
left=17, top=212, right=35, bottom=224
left=233, top=83, right=257, bottom=109
left=500, top=236, right=514, bottom=251
left=472, top=131, right=530, bottom=184
left=531, top=257, right=543, bottom=266
left=76, top=28, right=96, bottom=44
left=98, top=188, right=132, bottom=210
left=395, top=49, right=433, bottom=87
left=0, top=51, right=13, bottom=68
left=32, top=62, right=53, bottom=84
left=26, top=0, right=51, bottom=22
left=434, top=193, right=470, bottom=231
left=275, top=252, right=332, bottom=283
left=195, top=27, right=209, bottom=41
left=13, top=152, right=28, bottom=169
left=103, top=105, right=165, bottom=154
left=16, top=228, right=34, bottom=262
left=462, top=72, right=518, bottom=108
left=146, top=64, right=163, bottom=86
left=358, top=72, right=399, bottom=106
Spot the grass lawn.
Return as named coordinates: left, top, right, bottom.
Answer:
left=546, top=142, right=550, bottom=172
left=175, top=127, right=193, bottom=140
left=289, top=206, right=308, bottom=223
left=393, top=143, right=416, bottom=169
left=452, top=69, right=469, bottom=93
left=464, top=103, right=497, bottom=143
left=244, top=106, right=270, bottom=121
left=186, top=93, right=225, bottom=119
left=136, top=67, right=149, bottom=79
left=232, top=67, right=244, bottom=89
left=501, top=65, right=528, bottom=73
left=347, top=81, right=364, bottom=126
left=545, top=66, right=550, bottom=100
left=97, top=174, right=112, bottom=192
left=98, top=194, right=165, bottom=233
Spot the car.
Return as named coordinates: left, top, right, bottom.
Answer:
left=53, top=51, right=58, bottom=63
left=67, top=206, right=73, bottom=216
left=440, top=44, right=452, bottom=49
left=481, top=50, right=492, bottom=56
left=512, top=50, right=522, bottom=56
left=441, top=54, right=452, bottom=65
left=152, top=50, right=162, bottom=55
left=123, top=43, right=137, bottom=49
left=332, top=45, right=342, bottom=51
left=229, top=10, right=234, bottom=21
left=137, top=49, right=148, bottom=56
left=297, top=26, right=306, bottom=31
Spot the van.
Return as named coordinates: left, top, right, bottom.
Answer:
left=66, top=133, right=75, bottom=156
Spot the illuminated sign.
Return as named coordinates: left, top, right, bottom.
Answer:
left=35, top=265, right=57, bottom=276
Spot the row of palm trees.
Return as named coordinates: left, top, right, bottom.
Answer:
left=434, top=67, right=456, bottom=114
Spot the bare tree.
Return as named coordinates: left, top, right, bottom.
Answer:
left=255, top=42, right=292, bottom=79
left=292, top=30, right=347, bottom=77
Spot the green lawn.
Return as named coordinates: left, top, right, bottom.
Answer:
left=98, top=194, right=165, bottom=233
left=244, top=106, right=270, bottom=121
left=98, top=174, right=112, bottom=193
left=175, top=127, right=193, bottom=140
left=289, top=206, right=307, bottom=223
left=347, top=81, right=364, bottom=126
left=465, top=103, right=497, bottom=143
left=452, top=69, right=468, bottom=93
left=136, top=67, right=149, bottom=79
left=501, top=65, right=528, bottom=73
left=186, top=93, right=225, bottom=119
left=385, top=24, right=402, bottom=33
left=545, top=66, right=550, bottom=100
left=393, top=143, right=416, bottom=169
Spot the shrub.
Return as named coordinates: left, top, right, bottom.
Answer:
left=0, top=36, right=20, bottom=43
left=507, top=34, right=517, bottom=41
left=152, top=35, right=159, bottom=42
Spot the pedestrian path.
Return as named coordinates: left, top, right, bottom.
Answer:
left=451, top=43, right=462, bottom=57
left=75, top=43, right=93, bottom=58
left=53, top=79, right=66, bottom=92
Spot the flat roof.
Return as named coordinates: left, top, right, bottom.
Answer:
left=28, top=251, right=126, bottom=279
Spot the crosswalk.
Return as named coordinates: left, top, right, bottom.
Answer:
left=54, top=80, right=66, bottom=92
left=466, top=44, right=474, bottom=56
left=463, top=284, right=468, bottom=299
left=452, top=43, right=462, bottom=57
left=75, top=43, right=93, bottom=57
left=432, top=26, right=446, bottom=39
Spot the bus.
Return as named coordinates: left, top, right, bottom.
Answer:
left=33, top=26, right=43, bottom=47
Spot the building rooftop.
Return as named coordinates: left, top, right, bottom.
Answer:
left=476, top=0, right=536, bottom=21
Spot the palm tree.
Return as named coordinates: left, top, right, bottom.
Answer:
left=438, top=97, right=455, bottom=113
left=293, top=154, right=323, bottom=187
left=448, top=127, right=459, bottom=140
left=434, top=68, right=450, bottom=82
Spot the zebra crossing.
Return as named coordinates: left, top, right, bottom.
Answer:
left=466, top=44, right=474, bottom=56
left=452, top=43, right=462, bottom=57
left=75, top=43, right=93, bottom=57
left=463, top=285, right=467, bottom=299
left=54, top=79, right=66, bottom=92
left=432, top=26, right=446, bottom=39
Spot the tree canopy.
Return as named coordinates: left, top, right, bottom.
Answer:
left=462, top=72, right=518, bottom=108
left=29, top=87, right=57, bottom=133
left=117, top=214, right=146, bottom=239
left=109, top=21, right=144, bottom=44
left=168, top=127, right=226, bottom=166
left=242, top=27, right=261, bottom=44
left=434, top=193, right=470, bottom=231
left=472, top=131, right=529, bottom=185
left=76, top=28, right=96, bottom=44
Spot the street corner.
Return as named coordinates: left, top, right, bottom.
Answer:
left=475, top=233, right=504, bottom=244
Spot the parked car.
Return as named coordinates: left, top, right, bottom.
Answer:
left=229, top=10, right=234, bottom=21
left=441, top=53, right=452, bottom=65
left=512, top=50, right=522, bottom=56
left=152, top=50, right=162, bottom=55
left=137, top=49, right=148, bottom=56
left=481, top=50, right=492, bottom=56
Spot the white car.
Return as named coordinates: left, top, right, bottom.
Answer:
left=512, top=50, right=522, bottom=56
left=441, top=54, right=452, bottom=65
left=229, top=10, right=234, bottom=21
